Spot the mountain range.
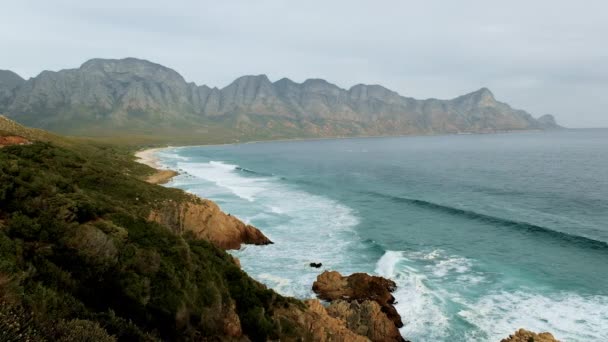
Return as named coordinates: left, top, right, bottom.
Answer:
left=0, top=58, right=560, bottom=142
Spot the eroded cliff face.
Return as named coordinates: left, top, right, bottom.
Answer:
left=326, top=300, right=404, bottom=342
left=274, top=299, right=370, bottom=342
left=148, top=194, right=272, bottom=250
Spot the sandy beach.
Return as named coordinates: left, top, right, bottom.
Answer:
left=135, top=147, right=165, bottom=169
left=135, top=147, right=178, bottom=184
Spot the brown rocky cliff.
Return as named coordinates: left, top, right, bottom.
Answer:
left=326, top=299, right=404, bottom=342
left=273, top=299, right=370, bottom=342
left=148, top=194, right=272, bottom=250
left=501, top=329, right=560, bottom=342
left=313, top=271, right=403, bottom=329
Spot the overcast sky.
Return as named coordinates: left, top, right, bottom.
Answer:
left=1, top=0, right=607, bottom=127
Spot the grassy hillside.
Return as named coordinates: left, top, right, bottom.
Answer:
left=0, top=119, right=303, bottom=341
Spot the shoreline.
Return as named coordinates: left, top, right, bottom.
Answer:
left=134, top=128, right=553, bottom=156
left=131, top=129, right=557, bottom=182
left=135, top=142, right=410, bottom=341
left=135, top=147, right=178, bottom=184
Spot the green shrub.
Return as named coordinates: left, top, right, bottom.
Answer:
left=0, top=142, right=295, bottom=340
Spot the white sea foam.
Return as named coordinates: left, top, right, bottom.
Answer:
left=379, top=249, right=608, bottom=341
left=257, top=273, right=293, bottom=294
left=375, top=250, right=403, bottom=277
left=431, top=257, right=472, bottom=277
left=375, top=251, right=450, bottom=341
left=421, top=249, right=441, bottom=260
left=458, top=290, right=608, bottom=341
left=178, top=161, right=267, bottom=201
left=168, top=157, right=366, bottom=300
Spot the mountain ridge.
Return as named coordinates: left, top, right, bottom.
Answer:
left=0, top=58, right=561, bottom=141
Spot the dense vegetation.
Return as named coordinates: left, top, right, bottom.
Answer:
left=0, top=139, right=299, bottom=341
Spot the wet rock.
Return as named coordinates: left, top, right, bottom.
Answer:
left=501, top=329, right=560, bottom=342
left=312, top=271, right=402, bottom=328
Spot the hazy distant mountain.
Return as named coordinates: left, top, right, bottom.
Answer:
left=0, top=69, right=25, bottom=109
left=536, top=114, right=562, bottom=129
left=0, top=58, right=559, bottom=140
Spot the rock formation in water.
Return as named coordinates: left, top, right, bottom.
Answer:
left=148, top=194, right=272, bottom=250
left=501, top=329, right=560, bottom=342
left=0, top=58, right=559, bottom=139
left=313, top=270, right=404, bottom=341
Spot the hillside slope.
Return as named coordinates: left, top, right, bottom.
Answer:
left=0, top=118, right=379, bottom=341
left=1, top=58, right=559, bottom=142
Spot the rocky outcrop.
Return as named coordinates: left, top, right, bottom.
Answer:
left=326, top=299, right=404, bottom=342
left=274, top=299, right=370, bottom=342
left=148, top=194, right=272, bottom=250
left=312, top=271, right=404, bottom=341
left=313, top=271, right=402, bottom=328
left=145, top=169, right=178, bottom=185
left=501, top=329, right=560, bottom=342
left=1, top=58, right=559, bottom=137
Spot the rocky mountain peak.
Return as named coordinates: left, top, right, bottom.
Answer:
left=451, top=87, right=498, bottom=108
left=221, top=74, right=276, bottom=105
left=273, top=77, right=298, bottom=88
left=79, top=57, right=186, bottom=83
left=301, top=78, right=342, bottom=94
left=0, top=70, right=25, bottom=89
left=230, top=74, right=272, bottom=86
left=470, top=87, right=495, bottom=101
left=348, top=84, right=399, bottom=101
left=536, top=114, right=561, bottom=129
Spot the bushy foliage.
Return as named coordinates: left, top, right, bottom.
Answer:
left=0, top=142, right=297, bottom=341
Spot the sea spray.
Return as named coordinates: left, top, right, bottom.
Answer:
left=375, top=251, right=450, bottom=340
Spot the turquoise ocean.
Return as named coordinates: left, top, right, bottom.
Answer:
left=156, top=129, right=608, bottom=341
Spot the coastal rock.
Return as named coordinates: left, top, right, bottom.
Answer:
left=312, top=271, right=403, bottom=328
left=274, top=299, right=370, bottom=342
left=326, top=299, right=405, bottom=342
left=145, top=169, right=178, bottom=184
left=501, top=329, right=560, bottom=342
left=148, top=194, right=272, bottom=250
